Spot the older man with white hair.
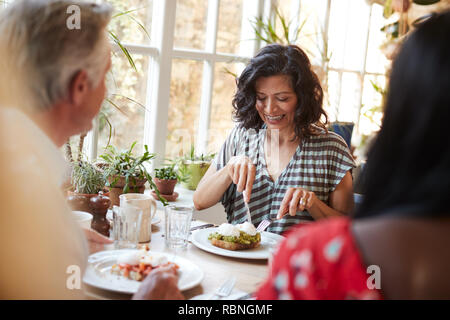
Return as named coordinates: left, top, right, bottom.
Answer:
left=0, top=0, right=183, bottom=300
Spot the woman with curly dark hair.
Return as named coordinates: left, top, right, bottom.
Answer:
left=194, top=44, right=355, bottom=234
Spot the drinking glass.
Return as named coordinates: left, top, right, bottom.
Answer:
left=164, top=205, right=193, bottom=250
left=112, top=205, right=142, bottom=249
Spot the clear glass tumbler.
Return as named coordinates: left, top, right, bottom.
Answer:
left=112, top=205, right=142, bottom=249
left=164, top=205, right=193, bottom=249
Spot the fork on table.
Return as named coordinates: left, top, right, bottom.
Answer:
left=210, top=276, right=236, bottom=300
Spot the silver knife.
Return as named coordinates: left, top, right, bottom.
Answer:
left=190, top=224, right=215, bottom=231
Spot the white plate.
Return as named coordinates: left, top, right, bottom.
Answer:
left=191, top=228, right=285, bottom=260
left=83, top=249, right=203, bottom=294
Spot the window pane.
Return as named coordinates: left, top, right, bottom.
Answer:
left=98, top=53, right=149, bottom=155
left=166, top=59, right=203, bottom=159
left=328, top=0, right=370, bottom=71
left=174, top=0, right=208, bottom=50
left=326, top=71, right=362, bottom=124
left=325, top=70, right=341, bottom=122
left=216, top=0, right=243, bottom=55
left=295, top=0, right=329, bottom=71
left=337, top=72, right=362, bottom=123
left=365, top=4, right=390, bottom=74
left=108, top=0, right=153, bottom=45
left=276, top=0, right=297, bottom=18
left=209, top=62, right=243, bottom=154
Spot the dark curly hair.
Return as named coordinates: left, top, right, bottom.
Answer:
left=232, top=44, right=328, bottom=140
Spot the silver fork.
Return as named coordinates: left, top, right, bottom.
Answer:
left=244, top=201, right=252, bottom=222
left=210, top=276, right=236, bottom=300
left=256, top=218, right=273, bottom=232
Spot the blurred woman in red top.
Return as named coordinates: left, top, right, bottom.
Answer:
left=257, top=10, right=450, bottom=300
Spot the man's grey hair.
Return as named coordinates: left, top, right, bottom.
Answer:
left=0, top=0, right=112, bottom=111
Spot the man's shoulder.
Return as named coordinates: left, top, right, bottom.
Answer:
left=0, top=107, right=68, bottom=186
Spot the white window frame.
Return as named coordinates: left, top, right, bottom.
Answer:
left=322, top=0, right=387, bottom=134
left=88, top=0, right=267, bottom=168
left=87, top=0, right=387, bottom=164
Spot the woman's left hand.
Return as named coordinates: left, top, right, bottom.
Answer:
left=276, top=187, right=316, bottom=219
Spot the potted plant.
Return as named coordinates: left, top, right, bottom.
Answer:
left=152, top=164, right=180, bottom=202
left=66, top=160, right=107, bottom=214
left=99, top=141, right=167, bottom=207
left=175, top=145, right=216, bottom=191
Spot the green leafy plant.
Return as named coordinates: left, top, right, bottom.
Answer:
left=99, top=141, right=167, bottom=205
left=71, top=160, right=106, bottom=194
left=154, top=165, right=178, bottom=181
left=250, top=8, right=310, bottom=46
left=109, top=6, right=151, bottom=72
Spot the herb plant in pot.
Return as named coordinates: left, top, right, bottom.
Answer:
left=67, top=160, right=107, bottom=214
left=100, top=142, right=167, bottom=207
left=152, top=164, right=180, bottom=202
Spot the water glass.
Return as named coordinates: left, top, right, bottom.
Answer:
left=112, top=205, right=142, bottom=249
left=164, top=205, right=193, bottom=249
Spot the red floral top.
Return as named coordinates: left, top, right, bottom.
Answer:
left=256, top=217, right=384, bottom=300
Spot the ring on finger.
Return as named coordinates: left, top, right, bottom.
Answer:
left=299, top=197, right=306, bottom=206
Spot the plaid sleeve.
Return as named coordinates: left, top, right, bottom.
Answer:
left=326, top=132, right=356, bottom=192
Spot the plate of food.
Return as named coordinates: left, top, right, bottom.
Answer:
left=191, top=222, right=285, bottom=260
left=83, top=249, right=203, bottom=294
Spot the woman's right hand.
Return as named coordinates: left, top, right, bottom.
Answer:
left=226, top=155, right=256, bottom=203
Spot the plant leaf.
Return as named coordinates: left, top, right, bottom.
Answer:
left=109, top=31, right=137, bottom=72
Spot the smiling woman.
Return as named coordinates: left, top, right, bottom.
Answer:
left=194, top=44, right=356, bottom=235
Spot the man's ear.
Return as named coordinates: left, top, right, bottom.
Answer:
left=69, top=70, right=89, bottom=107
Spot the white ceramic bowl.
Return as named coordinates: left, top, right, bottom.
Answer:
left=72, top=211, right=93, bottom=229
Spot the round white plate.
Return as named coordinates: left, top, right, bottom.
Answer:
left=83, top=249, right=203, bottom=294
left=191, top=228, right=285, bottom=260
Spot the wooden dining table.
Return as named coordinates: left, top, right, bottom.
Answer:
left=84, top=209, right=270, bottom=300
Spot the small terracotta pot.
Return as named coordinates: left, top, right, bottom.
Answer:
left=107, top=176, right=147, bottom=207
left=153, top=178, right=177, bottom=195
